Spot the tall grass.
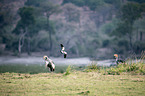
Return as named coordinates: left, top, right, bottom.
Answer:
left=84, top=61, right=145, bottom=75
left=64, top=65, right=72, bottom=76
left=84, top=62, right=101, bottom=72
left=104, top=51, right=145, bottom=75
left=84, top=51, right=145, bottom=75
left=103, top=62, right=145, bottom=75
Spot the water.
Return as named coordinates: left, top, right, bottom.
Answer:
left=0, top=56, right=142, bottom=66
left=0, top=56, right=91, bottom=66
left=0, top=56, right=116, bottom=66
left=96, top=59, right=116, bottom=66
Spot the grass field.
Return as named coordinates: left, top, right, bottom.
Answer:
left=0, top=61, right=145, bottom=96
left=0, top=71, right=145, bottom=96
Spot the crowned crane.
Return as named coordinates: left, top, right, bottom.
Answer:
left=60, top=44, right=67, bottom=58
left=114, top=54, right=125, bottom=65
left=43, top=55, right=55, bottom=72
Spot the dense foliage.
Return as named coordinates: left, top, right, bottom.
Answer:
left=0, top=0, right=145, bottom=58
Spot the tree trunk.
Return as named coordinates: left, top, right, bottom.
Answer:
left=136, top=27, right=139, bottom=41
left=47, top=16, right=52, bottom=52
left=128, top=23, right=133, bottom=51
left=27, top=36, right=31, bottom=55
left=76, top=47, right=79, bottom=57
left=18, top=38, right=22, bottom=56
left=140, top=31, right=142, bottom=41
left=129, top=35, right=132, bottom=49
left=18, top=30, right=26, bottom=56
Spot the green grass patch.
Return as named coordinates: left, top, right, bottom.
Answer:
left=84, top=63, right=101, bottom=72
left=83, top=60, right=145, bottom=75
left=103, top=62, right=145, bottom=75
left=64, top=65, right=72, bottom=76
left=0, top=64, right=68, bottom=74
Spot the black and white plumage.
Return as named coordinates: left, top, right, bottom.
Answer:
left=43, top=55, right=55, bottom=72
left=60, top=44, right=67, bottom=58
left=114, top=54, right=125, bottom=65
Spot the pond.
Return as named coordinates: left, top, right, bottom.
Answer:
left=0, top=56, right=118, bottom=66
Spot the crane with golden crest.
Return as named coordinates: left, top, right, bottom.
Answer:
left=43, top=55, right=55, bottom=72
left=114, top=54, right=125, bottom=65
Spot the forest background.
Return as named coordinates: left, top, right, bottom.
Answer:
left=0, top=0, right=145, bottom=59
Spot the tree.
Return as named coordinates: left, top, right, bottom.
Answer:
left=112, top=3, right=144, bottom=51
left=0, top=4, right=13, bottom=48
left=25, top=0, right=61, bottom=56
left=40, top=2, right=60, bottom=52
left=63, top=0, right=104, bottom=11
left=63, top=3, right=80, bottom=22
left=121, top=3, right=141, bottom=25
left=128, top=0, right=145, bottom=3
left=63, top=0, right=85, bottom=7
left=13, top=7, right=35, bottom=56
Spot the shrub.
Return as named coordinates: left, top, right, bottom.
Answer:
left=85, top=63, right=100, bottom=72
left=104, top=62, right=145, bottom=75
left=126, top=63, right=139, bottom=72
left=107, top=68, right=120, bottom=75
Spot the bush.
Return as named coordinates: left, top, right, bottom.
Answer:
left=104, top=62, right=145, bottom=75
left=126, top=63, right=139, bottom=72
left=107, top=68, right=120, bottom=75
left=85, top=63, right=100, bottom=72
